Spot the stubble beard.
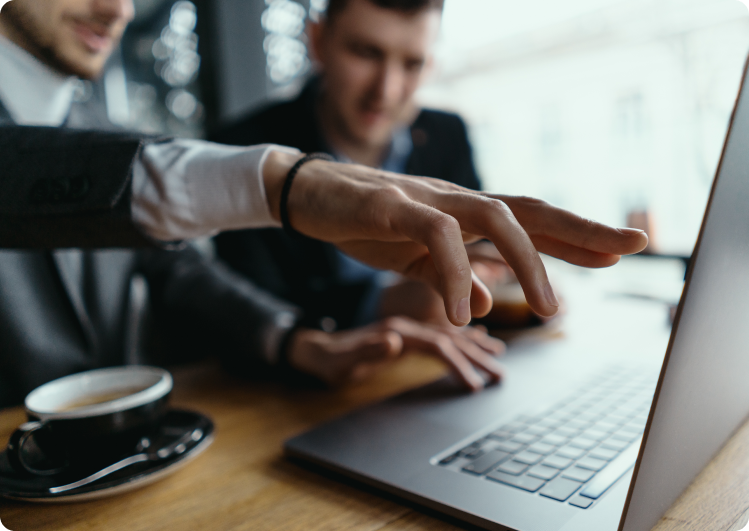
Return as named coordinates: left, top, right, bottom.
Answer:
left=2, top=3, right=101, bottom=79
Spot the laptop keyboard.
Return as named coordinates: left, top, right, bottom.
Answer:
left=435, top=367, right=656, bottom=509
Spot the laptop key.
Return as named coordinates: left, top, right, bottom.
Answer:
left=612, top=431, right=641, bottom=442
left=463, top=448, right=485, bottom=459
left=569, top=437, right=598, bottom=450
left=496, top=460, right=529, bottom=476
left=580, top=437, right=641, bottom=499
left=458, top=442, right=482, bottom=456
left=539, top=477, right=582, bottom=502
left=554, top=427, right=580, bottom=439
left=525, top=425, right=552, bottom=437
left=512, top=433, right=540, bottom=445
left=576, top=456, right=608, bottom=472
left=495, top=440, right=525, bottom=453
left=500, top=422, right=527, bottom=433
left=487, top=430, right=513, bottom=441
left=527, top=442, right=556, bottom=455
left=537, top=418, right=563, bottom=429
left=601, top=438, right=630, bottom=451
left=568, top=495, right=594, bottom=509
left=527, top=464, right=560, bottom=480
left=486, top=471, right=545, bottom=492
left=588, top=447, right=619, bottom=461
left=462, top=450, right=511, bottom=475
left=439, top=453, right=459, bottom=465
left=541, top=434, right=568, bottom=446
left=596, top=420, right=620, bottom=432
left=514, top=451, right=543, bottom=465
left=562, top=466, right=596, bottom=482
left=542, top=455, right=573, bottom=469
left=556, top=446, right=586, bottom=460
left=581, top=428, right=609, bottom=441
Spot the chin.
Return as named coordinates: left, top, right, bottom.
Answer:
left=60, top=53, right=106, bottom=79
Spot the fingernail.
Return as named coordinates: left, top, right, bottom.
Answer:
left=456, top=297, right=471, bottom=325
left=618, top=228, right=646, bottom=235
left=544, top=282, right=559, bottom=308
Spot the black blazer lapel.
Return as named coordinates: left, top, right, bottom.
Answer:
left=0, top=96, right=98, bottom=351
left=0, top=99, right=14, bottom=124
left=50, top=250, right=99, bottom=352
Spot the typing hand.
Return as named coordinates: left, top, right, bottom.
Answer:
left=264, top=152, right=648, bottom=327
left=286, top=317, right=505, bottom=391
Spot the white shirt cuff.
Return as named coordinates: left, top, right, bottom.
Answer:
left=131, top=140, right=301, bottom=241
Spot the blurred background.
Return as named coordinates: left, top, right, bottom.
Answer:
left=101, top=0, right=749, bottom=257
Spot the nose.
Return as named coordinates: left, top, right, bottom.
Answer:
left=373, top=61, right=406, bottom=108
left=92, top=0, right=135, bottom=25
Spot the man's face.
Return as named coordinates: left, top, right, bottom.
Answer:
left=0, top=0, right=134, bottom=79
left=311, top=0, right=441, bottom=148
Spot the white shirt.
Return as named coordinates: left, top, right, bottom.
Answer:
left=0, top=34, right=290, bottom=241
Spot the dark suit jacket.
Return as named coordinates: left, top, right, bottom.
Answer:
left=211, top=79, right=482, bottom=330
left=0, top=101, right=298, bottom=407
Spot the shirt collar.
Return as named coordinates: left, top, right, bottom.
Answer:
left=329, top=124, right=413, bottom=175
left=0, top=33, right=77, bottom=126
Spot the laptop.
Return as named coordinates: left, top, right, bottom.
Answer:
left=284, top=55, right=749, bottom=531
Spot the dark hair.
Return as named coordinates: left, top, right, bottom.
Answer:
left=325, top=0, right=444, bottom=20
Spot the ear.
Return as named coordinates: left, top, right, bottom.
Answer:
left=307, top=18, right=327, bottom=70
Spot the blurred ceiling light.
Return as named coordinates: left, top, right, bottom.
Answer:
left=151, top=1, right=201, bottom=87
left=262, top=0, right=310, bottom=85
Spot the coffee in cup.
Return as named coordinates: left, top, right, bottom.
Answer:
left=7, top=366, right=172, bottom=476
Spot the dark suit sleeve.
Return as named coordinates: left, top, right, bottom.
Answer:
left=0, top=125, right=166, bottom=248
left=407, top=111, right=482, bottom=191
left=138, top=246, right=301, bottom=375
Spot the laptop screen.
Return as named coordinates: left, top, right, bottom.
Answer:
left=622, top=56, right=749, bottom=531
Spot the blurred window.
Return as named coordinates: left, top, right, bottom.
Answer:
left=419, top=0, right=749, bottom=254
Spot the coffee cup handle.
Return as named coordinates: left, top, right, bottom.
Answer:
left=7, top=421, right=67, bottom=476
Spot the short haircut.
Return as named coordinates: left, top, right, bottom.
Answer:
left=325, top=0, right=444, bottom=20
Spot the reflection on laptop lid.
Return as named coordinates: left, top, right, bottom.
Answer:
left=286, top=56, right=749, bottom=531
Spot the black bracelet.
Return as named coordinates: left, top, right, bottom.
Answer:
left=280, top=152, right=335, bottom=236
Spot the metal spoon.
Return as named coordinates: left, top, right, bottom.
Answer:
left=48, top=428, right=204, bottom=494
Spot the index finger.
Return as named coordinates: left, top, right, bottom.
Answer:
left=495, top=195, right=648, bottom=256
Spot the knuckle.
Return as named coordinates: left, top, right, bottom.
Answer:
left=472, top=196, right=514, bottom=224
left=434, top=334, right=454, bottom=352
left=428, top=213, right=460, bottom=239
left=373, top=184, right=406, bottom=205
left=517, top=195, right=548, bottom=208
left=381, top=316, right=405, bottom=330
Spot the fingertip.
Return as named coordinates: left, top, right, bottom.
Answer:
left=490, top=339, right=506, bottom=356
left=469, top=378, right=486, bottom=392
left=470, top=271, right=493, bottom=318
left=383, top=330, right=403, bottom=357
left=617, top=228, right=649, bottom=254
left=455, top=297, right=471, bottom=326
left=544, top=282, right=559, bottom=308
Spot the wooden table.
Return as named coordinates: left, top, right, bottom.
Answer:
left=2, top=264, right=749, bottom=531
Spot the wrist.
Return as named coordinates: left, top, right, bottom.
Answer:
left=286, top=328, right=327, bottom=373
left=262, top=149, right=305, bottom=222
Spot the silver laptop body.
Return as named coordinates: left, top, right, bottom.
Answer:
left=285, top=56, right=749, bottom=531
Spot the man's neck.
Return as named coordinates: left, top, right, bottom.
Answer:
left=317, top=94, right=389, bottom=168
